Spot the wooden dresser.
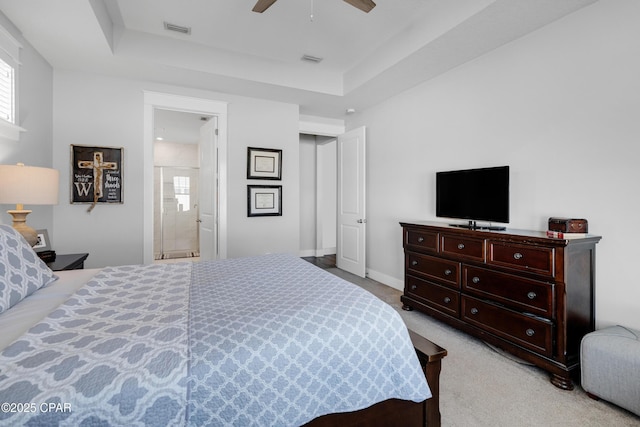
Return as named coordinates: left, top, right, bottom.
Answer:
left=400, top=221, right=601, bottom=389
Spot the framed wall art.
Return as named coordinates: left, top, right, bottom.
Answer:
left=247, top=147, right=282, bottom=180
left=247, top=185, right=282, bottom=217
left=71, top=145, right=123, bottom=212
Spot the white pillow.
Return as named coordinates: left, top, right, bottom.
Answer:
left=0, top=224, right=58, bottom=314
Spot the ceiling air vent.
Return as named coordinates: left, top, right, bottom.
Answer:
left=164, top=22, right=191, bottom=35
left=301, top=54, right=323, bottom=64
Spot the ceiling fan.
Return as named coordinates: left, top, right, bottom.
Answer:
left=252, top=0, right=376, bottom=14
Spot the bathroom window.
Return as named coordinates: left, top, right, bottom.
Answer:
left=173, top=176, right=191, bottom=212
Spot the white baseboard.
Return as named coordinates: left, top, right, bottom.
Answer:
left=316, top=247, right=336, bottom=257
left=366, top=269, right=404, bottom=292
left=299, top=248, right=336, bottom=257
left=298, top=249, right=317, bottom=257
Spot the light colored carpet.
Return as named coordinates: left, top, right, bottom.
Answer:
left=327, top=268, right=640, bottom=427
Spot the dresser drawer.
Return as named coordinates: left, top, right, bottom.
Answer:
left=406, top=275, right=460, bottom=317
left=406, top=252, right=460, bottom=288
left=462, top=266, right=554, bottom=317
left=462, top=295, right=553, bottom=357
left=405, top=228, right=438, bottom=252
left=488, top=241, right=555, bottom=277
left=440, top=234, right=486, bottom=262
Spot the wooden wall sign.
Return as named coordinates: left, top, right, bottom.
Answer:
left=70, top=145, right=123, bottom=212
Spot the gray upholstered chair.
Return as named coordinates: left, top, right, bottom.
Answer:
left=581, top=325, right=640, bottom=417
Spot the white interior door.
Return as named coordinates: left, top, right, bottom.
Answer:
left=198, top=116, right=218, bottom=260
left=336, top=126, right=366, bottom=277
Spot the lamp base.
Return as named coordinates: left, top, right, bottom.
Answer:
left=7, top=209, right=38, bottom=246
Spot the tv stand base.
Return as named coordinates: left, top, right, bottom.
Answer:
left=449, top=221, right=506, bottom=231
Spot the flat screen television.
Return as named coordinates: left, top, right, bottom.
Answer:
left=436, top=166, right=509, bottom=230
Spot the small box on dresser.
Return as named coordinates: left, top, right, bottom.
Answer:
left=548, top=217, right=588, bottom=233
left=400, top=221, right=601, bottom=390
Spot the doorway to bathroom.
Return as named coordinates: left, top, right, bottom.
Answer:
left=143, top=92, right=228, bottom=265
left=153, top=109, right=207, bottom=260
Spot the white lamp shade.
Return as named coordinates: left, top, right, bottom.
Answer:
left=0, top=164, right=59, bottom=205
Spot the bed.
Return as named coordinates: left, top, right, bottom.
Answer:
left=0, top=224, right=442, bottom=426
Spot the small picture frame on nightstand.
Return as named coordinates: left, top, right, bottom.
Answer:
left=33, top=229, right=51, bottom=252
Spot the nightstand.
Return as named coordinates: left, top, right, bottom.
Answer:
left=46, top=253, right=89, bottom=271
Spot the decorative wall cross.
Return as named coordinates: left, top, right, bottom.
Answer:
left=78, top=152, right=117, bottom=198
left=77, top=152, right=118, bottom=212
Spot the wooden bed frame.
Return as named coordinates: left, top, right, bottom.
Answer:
left=306, top=330, right=447, bottom=427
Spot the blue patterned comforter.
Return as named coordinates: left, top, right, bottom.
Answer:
left=0, top=254, right=430, bottom=426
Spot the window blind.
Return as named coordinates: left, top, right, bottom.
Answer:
left=0, top=57, right=15, bottom=124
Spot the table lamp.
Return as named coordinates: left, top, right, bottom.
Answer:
left=0, top=163, right=59, bottom=246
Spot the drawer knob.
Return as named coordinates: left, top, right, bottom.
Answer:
left=444, top=269, right=452, bottom=276
left=526, top=328, right=535, bottom=337
left=457, top=243, right=465, bottom=250
left=417, top=237, right=424, bottom=243
left=443, top=297, right=451, bottom=304
left=411, top=260, right=418, bottom=266
left=472, top=276, right=480, bottom=284
left=470, top=308, right=479, bottom=315
left=411, top=285, right=417, bottom=291
left=513, top=252, right=523, bottom=260
left=527, top=291, right=537, bottom=300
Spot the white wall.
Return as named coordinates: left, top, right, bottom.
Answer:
left=227, top=97, right=300, bottom=258
left=0, top=12, right=54, bottom=234
left=348, top=0, right=640, bottom=330
left=52, top=71, right=300, bottom=267
left=154, top=141, right=198, bottom=168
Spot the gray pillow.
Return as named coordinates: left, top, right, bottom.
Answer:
left=0, top=224, right=58, bottom=314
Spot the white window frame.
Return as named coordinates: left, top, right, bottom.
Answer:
left=0, top=23, right=25, bottom=141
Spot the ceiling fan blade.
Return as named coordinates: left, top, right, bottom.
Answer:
left=252, top=0, right=278, bottom=13
left=343, top=0, right=376, bottom=13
